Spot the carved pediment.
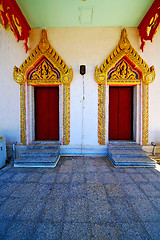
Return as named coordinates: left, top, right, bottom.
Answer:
left=95, top=28, right=155, bottom=85
left=13, top=29, right=73, bottom=85
left=108, top=59, right=141, bottom=80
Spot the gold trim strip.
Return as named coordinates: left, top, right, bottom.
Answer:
left=98, top=83, right=106, bottom=145
left=107, top=79, right=141, bottom=85
left=63, top=84, right=70, bottom=145
left=20, top=84, right=27, bottom=145
left=27, top=79, right=62, bottom=86
left=142, top=82, right=149, bottom=145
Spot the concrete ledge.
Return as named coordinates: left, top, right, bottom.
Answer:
left=60, top=145, right=108, bottom=156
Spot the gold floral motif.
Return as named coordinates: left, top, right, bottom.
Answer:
left=110, top=61, right=137, bottom=80
left=98, top=83, right=106, bottom=145
left=13, top=29, right=73, bottom=145
left=31, top=61, right=58, bottom=80
left=95, top=28, right=155, bottom=145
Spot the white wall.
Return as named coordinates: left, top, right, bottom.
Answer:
left=143, top=30, right=160, bottom=145
left=0, top=28, right=28, bottom=144
left=1, top=27, right=160, bottom=145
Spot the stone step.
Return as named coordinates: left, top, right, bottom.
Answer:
left=108, top=142, right=156, bottom=167
left=108, top=141, right=137, bottom=145
left=15, top=156, right=57, bottom=163
left=109, top=149, right=148, bottom=157
left=14, top=144, right=60, bottom=167
left=27, top=144, right=60, bottom=150
left=14, top=156, right=57, bottom=166
left=16, top=144, right=60, bottom=155
left=20, top=149, right=60, bottom=157
left=108, top=144, right=142, bottom=150
left=111, top=156, right=156, bottom=167
left=14, top=156, right=60, bottom=167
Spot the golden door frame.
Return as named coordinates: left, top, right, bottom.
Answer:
left=13, top=29, right=73, bottom=145
left=95, top=29, right=155, bottom=145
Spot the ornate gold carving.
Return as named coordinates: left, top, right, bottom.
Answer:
left=98, top=83, right=106, bottom=145
left=31, top=61, right=57, bottom=80
left=13, top=29, right=73, bottom=145
left=13, top=29, right=73, bottom=85
left=95, top=28, right=155, bottom=85
left=39, top=29, right=50, bottom=53
left=95, top=66, right=106, bottom=85
left=95, top=28, right=155, bottom=145
left=63, top=84, right=70, bottom=145
left=62, top=67, right=73, bottom=85
left=13, top=66, right=24, bottom=84
left=143, top=66, right=155, bottom=84
left=20, top=84, right=27, bottom=145
left=110, top=61, right=137, bottom=80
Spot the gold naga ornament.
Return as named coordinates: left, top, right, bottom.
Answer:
left=13, top=29, right=73, bottom=145
left=95, top=28, right=155, bottom=146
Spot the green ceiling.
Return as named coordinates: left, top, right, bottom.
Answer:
left=16, top=0, right=154, bottom=28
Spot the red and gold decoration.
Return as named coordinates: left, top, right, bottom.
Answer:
left=13, top=29, right=73, bottom=145
left=95, top=28, right=155, bottom=145
left=0, top=0, right=31, bottom=52
left=108, top=57, right=142, bottom=82
left=138, top=0, right=160, bottom=51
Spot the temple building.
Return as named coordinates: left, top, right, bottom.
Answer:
left=0, top=0, right=160, bottom=167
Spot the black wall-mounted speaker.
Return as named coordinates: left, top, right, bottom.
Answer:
left=80, top=65, right=86, bottom=75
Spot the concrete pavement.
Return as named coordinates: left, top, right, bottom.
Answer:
left=0, top=156, right=160, bottom=239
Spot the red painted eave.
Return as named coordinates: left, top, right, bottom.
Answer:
left=138, top=0, right=160, bottom=51
left=0, top=0, right=31, bottom=52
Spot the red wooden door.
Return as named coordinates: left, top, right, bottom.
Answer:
left=35, top=87, right=59, bottom=140
left=109, top=87, right=133, bottom=140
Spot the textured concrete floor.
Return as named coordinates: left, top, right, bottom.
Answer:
left=0, top=156, right=160, bottom=239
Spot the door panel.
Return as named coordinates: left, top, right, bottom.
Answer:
left=109, top=87, right=133, bottom=140
left=35, top=87, right=59, bottom=140
left=49, top=88, right=59, bottom=140
left=119, top=88, right=132, bottom=139
left=109, top=88, right=119, bottom=140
